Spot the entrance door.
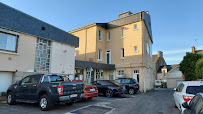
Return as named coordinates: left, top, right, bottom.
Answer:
left=106, top=50, right=111, bottom=64
left=133, top=70, right=139, bottom=83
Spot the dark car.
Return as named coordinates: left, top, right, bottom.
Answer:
left=7, top=74, right=85, bottom=111
left=182, top=93, right=203, bottom=114
left=115, top=78, right=139, bottom=94
left=92, top=80, right=125, bottom=97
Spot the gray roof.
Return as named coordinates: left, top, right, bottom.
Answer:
left=157, top=64, right=178, bottom=73
left=75, top=60, right=115, bottom=70
left=0, top=2, right=79, bottom=47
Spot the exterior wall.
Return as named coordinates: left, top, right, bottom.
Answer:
left=73, top=26, right=97, bottom=62
left=96, top=26, right=106, bottom=63
left=50, top=42, right=75, bottom=75
left=167, top=78, right=184, bottom=88
left=157, top=72, right=167, bottom=80
left=167, top=67, right=183, bottom=78
left=0, top=31, right=36, bottom=72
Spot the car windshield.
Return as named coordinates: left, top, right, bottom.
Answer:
left=186, top=86, right=203, bottom=94
left=49, top=76, right=64, bottom=82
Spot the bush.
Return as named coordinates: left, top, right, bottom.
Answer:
left=196, top=58, right=203, bottom=79
left=180, top=53, right=203, bottom=81
left=1, top=92, right=6, bottom=96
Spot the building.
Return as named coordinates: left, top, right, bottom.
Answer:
left=166, top=65, right=184, bottom=88
left=69, top=11, right=154, bottom=92
left=192, top=46, right=203, bottom=55
left=152, top=51, right=167, bottom=80
left=0, top=3, right=79, bottom=93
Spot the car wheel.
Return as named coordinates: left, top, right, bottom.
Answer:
left=128, top=88, right=135, bottom=95
left=88, top=97, right=92, bottom=100
left=65, top=100, right=74, bottom=105
left=7, top=92, right=16, bottom=105
left=39, top=94, right=53, bottom=111
left=106, top=89, right=113, bottom=97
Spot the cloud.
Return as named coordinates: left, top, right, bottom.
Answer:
left=164, top=57, right=183, bottom=62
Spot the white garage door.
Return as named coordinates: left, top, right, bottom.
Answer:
left=176, top=80, right=184, bottom=87
left=0, top=72, right=13, bottom=92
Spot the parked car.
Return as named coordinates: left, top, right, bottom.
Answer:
left=7, top=74, right=85, bottom=111
left=115, top=78, right=139, bottom=94
left=71, top=80, right=98, bottom=100
left=173, top=81, right=203, bottom=113
left=92, top=80, right=125, bottom=97
left=182, top=93, right=203, bottom=114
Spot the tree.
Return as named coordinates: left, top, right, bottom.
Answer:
left=196, top=58, right=203, bottom=79
left=179, top=53, right=203, bottom=81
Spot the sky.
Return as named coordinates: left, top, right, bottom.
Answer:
left=0, top=0, right=203, bottom=65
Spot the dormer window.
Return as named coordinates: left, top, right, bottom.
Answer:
left=163, top=70, right=166, bottom=77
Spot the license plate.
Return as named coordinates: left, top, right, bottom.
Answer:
left=70, top=94, right=77, bottom=98
left=90, top=89, right=95, bottom=91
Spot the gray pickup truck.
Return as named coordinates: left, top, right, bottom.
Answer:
left=6, top=74, right=85, bottom=111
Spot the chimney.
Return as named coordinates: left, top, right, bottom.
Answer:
left=146, top=11, right=149, bottom=14
left=157, top=51, right=163, bottom=57
left=192, top=46, right=195, bottom=53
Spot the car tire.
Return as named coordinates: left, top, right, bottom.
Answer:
left=7, top=92, right=16, bottom=105
left=106, top=89, right=113, bottom=97
left=65, top=100, right=74, bottom=105
left=128, top=88, right=135, bottom=95
left=88, top=97, right=92, bottom=100
left=39, top=94, right=53, bottom=111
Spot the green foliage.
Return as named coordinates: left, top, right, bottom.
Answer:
left=1, top=92, right=6, bottom=96
left=179, top=53, right=203, bottom=81
left=196, top=58, right=203, bottom=79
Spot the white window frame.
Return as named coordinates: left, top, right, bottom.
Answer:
left=106, top=50, right=111, bottom=64
left=107, top=31, right=110, bottom=41
left=149, top=40, right=152, bottom=57
left=146, top=41, right=149, bottom=54
left=121, top=48, right=124, bottom=59
left=117, top=70, right=124, bottom=76
left=98, top=49, right=102, bottom=60
left=0, top=31, right=19, bottom=53
left=98, top=30, right=102, bottom=41
left=121, top=27, right=124, bottom=38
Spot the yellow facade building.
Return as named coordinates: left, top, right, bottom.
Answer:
left=70, top=11, right=154, bottom=92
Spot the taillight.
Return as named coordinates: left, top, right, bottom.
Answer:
left=182, top=95, right=193, bottom=102
left=57, top=85, right=63, bottom=95
left=117, top=87, right=122, bottom=89
left=134, top=83, right=137, bottom=86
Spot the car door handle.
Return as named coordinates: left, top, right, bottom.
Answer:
left=33, top=85, right=37, bottom=87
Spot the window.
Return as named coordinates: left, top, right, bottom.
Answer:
left=149, top=40, right=152, bottom=57
left=134, top=46, right=138, bottom=52
left=98, top=49, right=102, bottom=60
left=98, top=30, right=102, bottom=40
left=115, top=79, right=121, bottom=83
left=0, top=31, right=18, bottom=52
left=121, top=48, right=124, bottom=58
left=122, top=28, right=124, bottom=38
left=121, top=79, right=131, bottom=84
left=134, top=25, right=137, bottom=30
left=146, top=41, right=149, bottom=54
left=49, top=76, right=64, bottom=82
left=117, top=70, right=124, bottom=76
left=186, top=86, right=203, bottom=94
left=107, top=31, right=110, bottom=41
left=30, top=76, right=40, bottom=83
left=21, top=77, right=31, bottom=84
left=43, top=76, right=49, bottom=82
left=163, top=70, right=166, bottom=77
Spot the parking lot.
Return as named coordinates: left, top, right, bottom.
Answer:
left=0, top=89, right=179, bottom=114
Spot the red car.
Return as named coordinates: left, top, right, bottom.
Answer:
left=83, top=85, right=98, bottom=100
left=71, top=80, right=98, bottom=100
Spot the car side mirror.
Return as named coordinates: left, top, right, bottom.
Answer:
left=174, top=88, right=177, bottom=91
left=16, top=81, right=21, bottom=85
left=182, top=102, right=189, bottom=109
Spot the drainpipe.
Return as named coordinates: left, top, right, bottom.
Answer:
left=85, top=28, right=87, bottom=60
